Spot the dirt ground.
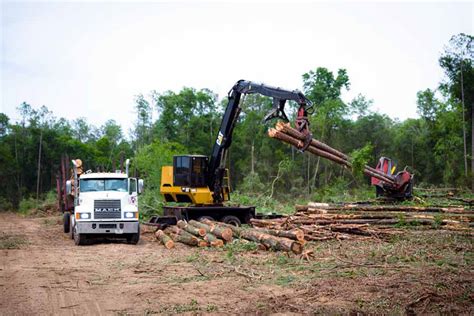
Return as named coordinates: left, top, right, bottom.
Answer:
left=0, top=212, right=472, bottom=315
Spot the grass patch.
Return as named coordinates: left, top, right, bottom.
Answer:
left=223, top=239, right=259, bottom=263
left=0, top=234, right=28, bottom=249
left=275, top=274, right=296, bottom=286
left=18, top=198, right=37, bottom=215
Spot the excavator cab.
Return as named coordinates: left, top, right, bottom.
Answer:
left=161, top=155, right=230, bottom=205
left=173, top=155, right=208, bottom=187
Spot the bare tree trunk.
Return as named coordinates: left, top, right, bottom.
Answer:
left=36, top=130, right=43, bottom=208
left=307, top=154, right=311, bottom=195
left=312, top=156, right=321, bottom=188
left=251, top=140, right=255, bottom=174
left=460, top=60, right=468, bottom=178
left=471, top=98, right=474, bottom=192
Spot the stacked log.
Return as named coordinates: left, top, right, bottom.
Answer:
left=154, top=219, right=304, bottom=254
left=201, top=219, right=243, bottom=237
left=177, top=220, right=206, bottom=237
left=164, top=226, right=208, bottom=247
left=250, top=202, right=472, bottom=241
left=239, top=229, right=303, bottom=254
left=189, top=220, right=233, bottom=242
left=203, top=233, right=224, bottom=247
left=155, top=230, right=174, bottom=249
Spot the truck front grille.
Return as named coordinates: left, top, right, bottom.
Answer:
left=94, top=200, right=121, bottom=219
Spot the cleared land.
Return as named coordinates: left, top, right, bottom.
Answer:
left=0, top=211, right=472, bottom=315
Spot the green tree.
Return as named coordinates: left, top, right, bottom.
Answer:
left=133, top=94, right=153, bottom=149
left=439, top=33, right=474, bottom=189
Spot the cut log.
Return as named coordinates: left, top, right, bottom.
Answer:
left=155, top=230, right=174, bottom=249
left=338, top=204, right=468, bottom=214
left=307, top=202, right=331, bottom=209
left=276, top=122, right=347, bottom=160
left=192, top=219, right=233, bottom=242
left=177, top=220, right=206, bottom=237
left=164, top=226, right=202, bottom=246
left=164, top=225, right=182, bottom=235
left=250, top=218, right=287, bottom=228
left=197, top=239, right=209, bottom=247
left=203, top=233, right=224, bottom=247
left=188, top=220, right=212, bottom=232
left=239, top=229, right=303, bottom=254
left=202, top=219, right=244, bottom=237
left=168, top=232, right=200, bottom=246
left=254, top=227, right=305, bottom=242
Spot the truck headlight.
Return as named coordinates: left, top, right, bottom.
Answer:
left=125, top=212, right=137, bottom=219
left=76, top=212, right=91, bottom=219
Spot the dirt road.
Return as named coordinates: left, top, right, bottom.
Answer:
left=0, top=213, right=295, bottom=315
left=1, top=212, right=472, bottom=315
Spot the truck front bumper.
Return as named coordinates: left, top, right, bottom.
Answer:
left=75, top=221, right=139, bottom=234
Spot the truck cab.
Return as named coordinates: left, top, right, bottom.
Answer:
left=64, top=160, right=144, bottom=245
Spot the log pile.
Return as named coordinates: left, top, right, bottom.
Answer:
left=154, top=201, right=472, bottom=250
left=154, top=219, right=304, bottom=254
left=250, top=202, right=473, bottom=241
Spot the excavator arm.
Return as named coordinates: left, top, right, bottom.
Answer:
left=208, top=79, right=312, bottom=203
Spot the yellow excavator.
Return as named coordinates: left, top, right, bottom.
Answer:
left=149, top=79, right=312, bottom=226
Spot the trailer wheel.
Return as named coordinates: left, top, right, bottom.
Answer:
left=197, top=216, right=214, bottom=222
left=221, top=215, right=241, bottom=227
left=127, top=225, right=140, bottom=245
left=73, top=224, right=87, bottom=246
left=63, top=212, right=71, bottom=233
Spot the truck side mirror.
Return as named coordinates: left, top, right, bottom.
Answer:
left=138, top=179, right=144, bottom=194
left=66, top=180, right=72, bottom=195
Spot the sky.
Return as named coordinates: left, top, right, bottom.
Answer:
left=1, top=1, right=473, bottom=136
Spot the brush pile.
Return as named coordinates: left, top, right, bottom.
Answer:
left=154, top=219, right=304, bottom=254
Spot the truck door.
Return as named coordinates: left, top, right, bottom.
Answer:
left=128, top=178, right=138, bottom=205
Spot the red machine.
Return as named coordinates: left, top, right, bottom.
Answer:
left=371, top=157, right=413, bottom=199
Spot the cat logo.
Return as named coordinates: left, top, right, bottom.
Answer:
left=216, top=131, right=224, bottom=146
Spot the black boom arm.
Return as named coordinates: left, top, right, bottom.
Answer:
left=207, top=79, right=312, bottom=203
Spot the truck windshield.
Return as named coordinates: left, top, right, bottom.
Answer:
left=80, top=179, right=127, bottom=192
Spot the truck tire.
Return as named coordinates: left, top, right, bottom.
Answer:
left=70, top=215, right=75, bottom=239
left=73, top=224, right=87, bottom=246
left=221, top=215, right=241, bottom=227
left=63, top=212, right=71, bottom=233
left=127, top=225, right=140, bottom=245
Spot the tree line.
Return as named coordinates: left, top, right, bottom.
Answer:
left=0, top=33, right=472, bottom=211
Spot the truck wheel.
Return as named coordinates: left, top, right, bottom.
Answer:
left=127, top=225, right=140, bottom=245
left=73, top=224, right=87, bottom=246
left=221, top=215, right=241, bottom=227
left=197, top=216, right=214, bottom=222
left=63, top=212, right=71, bottom=233
left=70, top=214, right=74, bottom=239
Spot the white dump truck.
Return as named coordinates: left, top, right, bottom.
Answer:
left=58, top=158, right=143, bottom=245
